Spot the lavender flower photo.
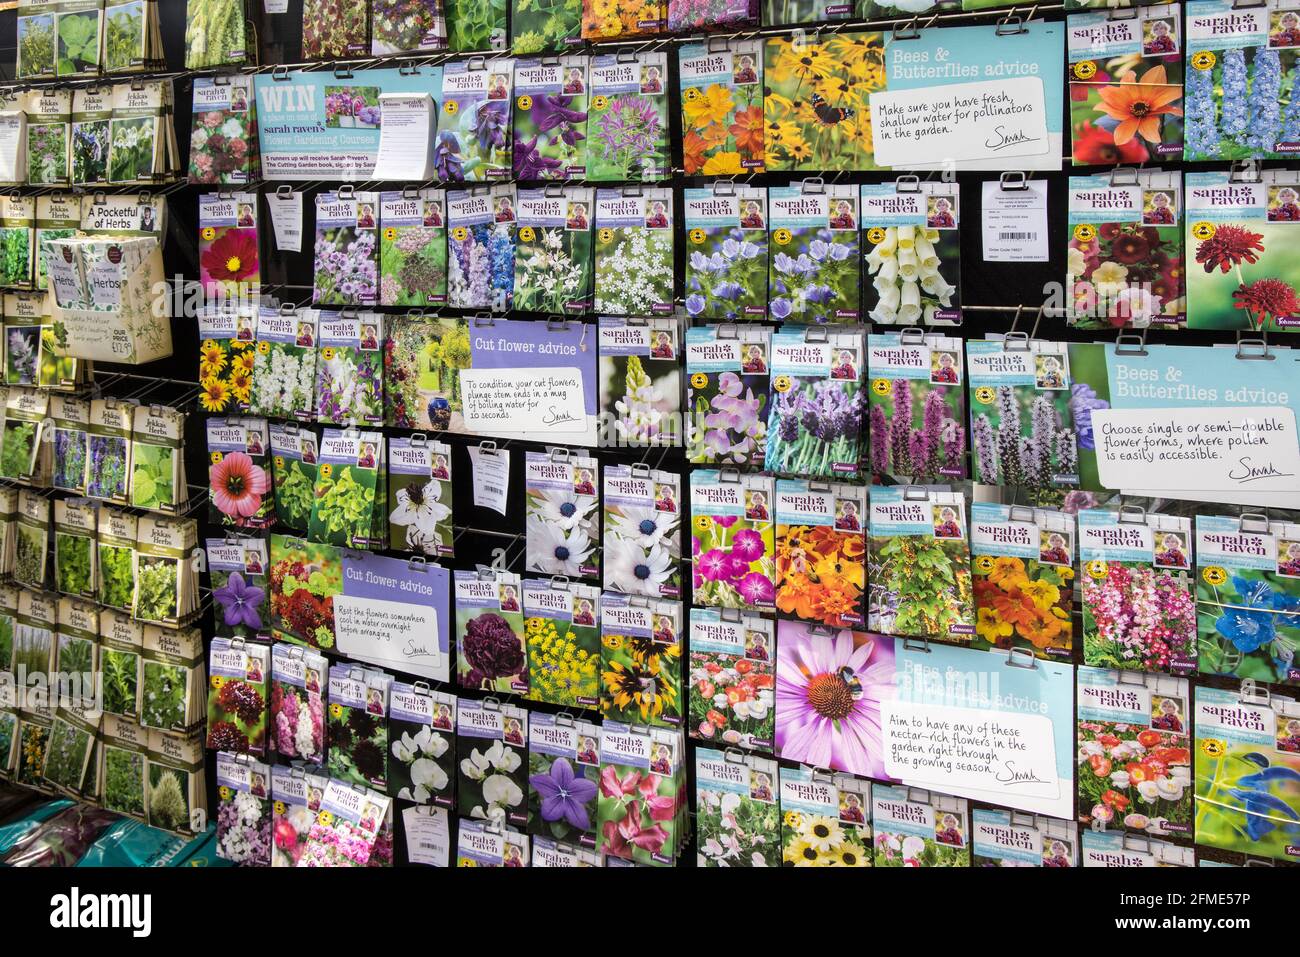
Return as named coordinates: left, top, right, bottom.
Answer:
left=766, top=330, right=865, bottom=479
left=686, top=326, right=769, bottom=466
left=867, top=333, right=967, bottom=482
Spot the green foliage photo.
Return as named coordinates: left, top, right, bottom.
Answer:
left=56, top=10, right=102, bottom=76
left=309, top=464, right=377, bottom=546
left=104, top=1, right=145, bottom=72
left=147, top=764, right=190, bottom=831
left=131, top=443, right=175, bottom=511
left=98, top=542, right=135, bottom=609
left=134, top=556, right=179, bottom=622
left=102, top=744, right=145, bottom=814
left=273, top=458, right=316, bottom=530
left=101, top=648, right=139, bottom=716
left=140, top=659, right=187, bottom=729
left=54, top=531, right=93, bottom=596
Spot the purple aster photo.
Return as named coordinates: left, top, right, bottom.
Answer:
left=529, top=757, right=598, bottom=831
left=213, top=571, right=265, bottom=630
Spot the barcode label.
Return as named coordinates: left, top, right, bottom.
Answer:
left=483, top=485, right=503, bottom=495
left=999, top=232, right=1036, bottom=240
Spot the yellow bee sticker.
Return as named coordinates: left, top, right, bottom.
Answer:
left=329, top=703, right=344, bottom=718
left=201, top=227, right=217, bottom=241
left=383, top=227, right=397, bottom=241
left=211, top=675, right=225, bottom=689
left=274, top=455, right=285, bottom=469
left=1087, top=559, right=1109, bottom=580
left=683, top=88, right=700, bottom=102
left=320, top=463, right=333, bottom=478
left=1072, top=60, right=1097, bottom=80
left=694, top=515, right=713, bottom=532
left=518, top=226, right=536, bottom=242
left=321, top=347, right=336, bottom=361
left=690, top=372, right=708, bottom=389
left=866, top=227, right=887, bottom=245
left=210, top=451, right=224, bottom=464
left=1202, top=565, right=1228, bottom=587
left=273, top=801, right=286, bottom=815
left=257, top=340, right=271, bottom=354
left=974, top=386, right=996, bottom=405
left=516, top=94, right=532, bottom=111
left=317, top=811, right=335, bottom=826
left=598, top=227, right=614, bottom=243
left=871, top=378, right=891, bottom=396
left=974, top=555, right=995, bottom=574
left=689, top=228, right=706, bottom=244
left=1192, top=50, right=1216, bottom=71
left=1201, top=739, right=1226, bottom=758
left=592, top=95, right=608, bottom=111
left=602, top=633, right=624, bottom=649
left=773, top=374, right=793, bottom=393
left=1191, top=221, right=1216, bottom=241
left=219, top=786, right=233, bottom=801
left=773, top=227, right=793, bottom=246
left=1072, top=223, right=1097, bottom=243
left=444, top=100, right=458, bottom=115
left=452, top=226, right=468, bottom=242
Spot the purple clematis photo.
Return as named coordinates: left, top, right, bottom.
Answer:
left=529, top=757, right=598, bottom=831
left=214, top=571, right=265, bottom=630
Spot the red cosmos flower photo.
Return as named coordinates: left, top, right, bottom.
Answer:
left=200, top=226, right=260, bottom=295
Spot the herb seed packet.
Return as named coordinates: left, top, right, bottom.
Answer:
left=214, top=752, right=272, bottom=866
left=1080, top=508, right=1197, bottom=674
left=868, top=487, right=975, bottom=643
left=1196, top=513, right=1300, bottom=685
left=139, top=624, right=205, bottom=731
left=16, top=0, right=57, bottom=78
left=206, top=536, right=269, bottom=641
left=696, top=748, right=779, bottom=867
left=872, top=785, right=971, bottom=868
left=973, top=809, right=1078, bottom=867
left=134, top=518, right=200, bottom=626
left=70, top=87, right=111, bottom=185
left=97, top=509, right=137, bottom=612
left=970, top=503, right=1075, bottom=660
left=456, top=697, right=528, bottom=827
left=145, top=729, right=207, bottom=837
left=199, top=309, right=254, bottom=414
left=313, top=190, right=379, bottom=307
left=597, top=722, right=684, bottom=867
left=35, top=194, right=79, bottom=291
left=522, top=578, right=600, bottom=708
left=199, top=192, right=260, bottom=301
left=313, top=312, right=384, bottom=425
left=327, top=663, right=392, bottom=790
left=130, top=404, right=185, bottom=515
left=457, top=818, right=530, bottom=866
left=108, top=81, right=170, bottom=184
left=270, top=766, right=327, bottom=866
left=966, top=338, right=1081, bottom=490
left=779, top=765, right=871, bottom=868
left=207, top=416, right=273, bottom=530
left=188, top=75, right=260, bottom=185
left=269, top=642, right=326, bottom=765
left=15, top=489, right=50, bottom=589
left=512, top=186, right=593, bottom=313
left=438, top=60, right=513, bottom=181
left=15, top=717, right=52, bottom=787
left=1076, top=666, right=1193, bottom=839
left=587, top=52, right=669, bottom=181
left=593, top=187, right=674, bottom=315
left=268, top=536, right=343, bottom=651
left=598, top=316, right=681, bottom=449
left=269, top=424, right=317, bottom=533
left=100, top=611, right=142, bottom=719
left=24, top=89, right=70, bottom=186
left=250, top=305, right=316, bottom=421
left=685, top=324, right=770, bottom=465
left=372, top=0, right=448, bottom=53
left=379, top=188, right=447, bottom=306
left=527, top=711, right=600, bottom=845
left=86, top=398, right=132, bottom=504
left=1, top=387, right=48, bottom=481
left=4, top=294, right=44, bottom=386
left=690, top=470, right=775, bottom=612
left=184, top=0, right=252, bottom=68
left=309, top=429, right=385, bottom=549
left=53, top=497, right=96, bottom=598
left=387, top=435, right=453, bottom=557
left=447, top=185, right=516, bottom=310
left=866, top=331, right=966, bottom=481
left=603, top=463, right=681, bottom=598
left=861, top=181, right=961, bottom=326
left=688, top=608, right=774, bottom=752
left=525, top=449, right=599, bottom=578
left=1081, top=828, right=1193, bottom=867
left=455, top=568, right=527, bottom=692
left=768, top=182, right=861, bottom=324
left=206, top=637, right=270, bottom=756
left=301, top=0, right=370, bottom=58
left=678, top=39, right=763, bottom=177
left=683, top=184, right=768, bottom=320
left=100, top=715, right=146, bottom=819
left=45, top=712, right=94, bottom=790
left=766, top=327, right=864, bottom=478
left=0, top=196, right=34, bottom=287
left=512, top=57, right=589, bottom=180
left=299, top=780, right=392, bottom=867
left=388, top=683, right=455, bottom=806
left=775, top=480, right=866, bottom=629
left=599, top=593, right=682, bottom=727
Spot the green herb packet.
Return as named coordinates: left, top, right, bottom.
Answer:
left=133, top=516, right=199, bottom=625
left=96, top=508, right=136, bottom=611
left=326, top=663, right=392, bottom=791
left=139, top=623, right=204, bottom=731
left=35, top=194, right=79, bottom=292
left=99, top=609, right=143, bottom=718
left=2, top=386, right=48, bottom=481
left=86, top=397, right=133, bottom=505
left=511, top=0, right=581, bottom=53
left=144, top=727, right=207, bottom=836
left=387, top=434, right=453, bottom=557
left=15, top=488, right=50, bottom=589
left=53, top=497, right=97, bottom=599
left=106, top=81, right=165, bottom=185
left=4, top=294, right=46, bottom=387
left=42, top=709, right=97, bottom=794
left=269, top=423, right=317, bottom=533
left=0, top=196, right=34, bottom=289
left=184, top=0, right=251, bottom=69
left=16, top=0, right=58, bottom=79
left=53, top=0, right=103, bottom=77
left=100, top=714, right=146, bottom=819
left=23, top=90, right=69, bottom=188
left=309, top=429, right=386, bottom=549
left=71, top=86, right=112, bottom=185
left=130, top=403, right=185, bottom=514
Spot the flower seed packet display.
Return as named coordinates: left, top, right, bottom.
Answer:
left=1066, top=5, right=1184, bottom=166
left=688, top=609, right=774, bottom=751
left=1185, top=169, right=1300, bottom=332
left=205, top=637, right=269, bottom=756
left=70, top=87, right=111, bottom=185
left=53, top=498, right=96, bottom=599
left=214, top=752, right=272, bottom=866
left=99, top=715, right=146, bottom=819
left=678, top=39, right=763, bottom=175
left=184, top=0, right=251, bottom=68
left=24, top=90, right=69, bottom=187
left=768, top=182, right=860, bottom=324
left=109, top=81, right=174, bottom=184
left=188, top=76, right=259, bottom=185
left=313, top=312, right=384, bottom=426
left=966, top=338, right=1081, bottom=490
left=312, top=191, right=379, bottom=307
left=1067, top=170, right=1185, bottom=329
left=592, top=188, right=673, bottom=315
left=326, top=663, right=391, bottom=790
left=199, top=310, right=253, bottom=414
left=774, top=481, right=866, bottom=629
left=512, top=58, right=589, bottom=180
left=861, top=182, right=961, bottom=327
left=527, top=712, right=600, bottom=844
left=301, top=0, right=369, bottom=58
left=387, top=435, right=453, bottom=557
left=42, top=710, right=96, bottom=794
left=97, top=508, right=136, bottom=612
left=372, top=0, right=447, bottom=53
left=1081, top=828, right=1193, bottom=867
left=691, top=470, right=776, bottom=612
left=455, top=568, right=527, bottom=692
left=250, top=306, right=316, bottom=420
left=130, top=404, right=186, bottom=515
left=1080, top=508, right=1196, bottom=674
left=269, top=537, right=342, bottom=650
left=685, top=325, right=770, bottom=465
left=868, top=487, right=974, bottom=643
left=269, top=643, right=326, bottom=765
left=866, top=331, right=966, bottom=482
left=598, top=317, right=680, bottom=449
left=603, top=463, right=681, bottom=598
left=438, top=61, right=513, bottom=181
left=695, top=748, right=779, bottom=867
left=198, top=192, right=259, bottom=301
left=1196, top=514, right=1300, bottom=685
left=0, top=197, right=34, bottom=288
left=35, top=194, right=80, bottom=292
left=682, top=185, right=767, bottom=320
left=872, top=785, right=970, bottom=868
left=14, top=490, right=49, bottom=589
left=1076, top=666, right=1192, bottom=837
left=145, top=729, right=207, bottom=836
left=269, top=423, right=317, bottom=532
left=524, top=579, right=600, bottom=707
left=446, top=186, right=516, bottom=310
left=1, top=388, right=48, bottom=481
left=457, top=818, right=530, bottom=866
left=779, top=765, right=871, bottom=868
left=379, top=188, right=447, bottom=306
left=138, top=622, right=204, bottom=730
left=586, top=52, right=669, bottom=180
left=207, top=417, right=272, bottom=530
left=308, top=430, right=385, bottom=548
left=299, top=780, right=392, bottom=867
left=86, top=398, right=132, bottom=505
left=972, top=809, right=1078, bottom=867
left=597, top=722, right=684, bottom=866
left=970, top=503, right=1075, bottom=660
left=270, top=766, right=327, bottom=866
left=513, top=186, right=594, bottom=313
left=767, top=328, right=864, bottom=478
left=457, top=697, right=528, bottom=826
left=599, top=593, right=682, bottom=726
left=525, top=449, right=599, bottom=578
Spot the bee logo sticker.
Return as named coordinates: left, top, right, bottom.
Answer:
left=690, top=372, right=708, bottom=389
left=974, top=386, right=996, bottom=405
left=866, top=227, right=887, bottom=245
left=444, top=100, right=458, bottom=115
left=1201, top=739, right=1225, bottom=758
left=598, top=227, right=614, bottom=243
left=201, top=227, right=216, bottom=241
left=1087, top=559, right=1109, bottom=580
left=1072, top=223, right=1097, bottom=243
left=1073, top=60, right=1097, bottom=80
left=773, top=374, right=793, bottom=393
left=592, top=95, right=608, bottom=110
left=452, top=226, right=468, bottom=242
left=689, top=228, right=706, bottom=244
left=1191, top=221, right=1216, bottom=241
left=383, top=227, right=397, bottom=241
left=1201, top=565, right=1228, bottom=587
left=974, top=555, right=995, bottom=574
left=773, top=228, right=793, bottom=246
left=518, top=226, right=536, bottom=242
left=516, top=94, right=532, bottom=111
left=1192, top=51, right=1216, bottom=71
left=871, top=378, right=891, bottom=396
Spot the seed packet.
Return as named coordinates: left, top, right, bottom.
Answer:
left=778, top=765, right=871, bottom=867
left=683, top=185, right=767, bottom=320
left=1185, top=168, right=1300, bottom=332
left=250, top=305, right=316, bottom=420
left=199, top=192, right=259, bottom=302
left=861, top=180, right=961, bottom=326
left=447, top=185, right=516, bottom=310
left=54, top=602, right=97, bottom=711
left=603, top=463, right=681, bottom=599
left=206, top=536, right=269, bottom=641
left=527, top=711, right=600, bottom=845
left=52, top=498, right=96, bottom=599
left=1185, top=0, right=1298, bottom=161
left=867, top=487, right=975, bottom=643
left=139, top=623, right=204, bottom=731
left=775, top=480, right=866, bottom=628
left=268, top=642, right=326, bottom=765
left=4, top=294, right=43, bottom=386
left=598, top=316, right=681, bottom=449
left=270, top=766, right=326, bottom=866
left=1196, top=513, right=1300, bottom=686
left=690, top=470, right=775, bottom=612
left=188, top=75, right=260, bottom=185
left=966, top=338, right=1081, bottom=490
left=457, top=818, right=530, bottom=866
left=145, top=728, right=207, bottom=836
left=592, top=187, right=673, bottom=315
left=866, top=330, right=966, bottom=481
left=48, top=396, right=86, bottom=494
left=379, top=188, right=447, bottom=306
left=670, top=0, right=755, bottom=36
left=86, top=398, right=132, bottom=504
left=455, top=567, right=527, bottom=692
left=267, top=425, right=314, bottom=533
left=213, top=752, right=272, bottom=866
left=34, top=194, right=79, bottom=292
left=70, top=87, right=111, bottom=185
left=80, top=191, right=167, bottom=238
left=130, top=404, right=185, bottom=514
left=108, top=81, right=172, bottom=185
left=301, top=0, right=370, bottom=58
left=314, top=312, right=384, bottom=426
left=372, top=0, right=447, bottom=53
left=14, top=587, right=54, bottom=697
left=96, top=510, right=136, bottom=614
left=512, top=57, right=589, bottom=180
left=696, top=748, right=779, bottom=867
left=581, top=0, right=663, bottom=45
left=0, top=196, right=34, bottom=288
left=688, top=608, right=773, bottom=751
left=1, top=387, right=48, bottom=481
left=1067, top=5, right=1184, bottom=166
left=198, top=309, right=253, bottom=414
left=1076, top=665, right=1192, bottom=838
left=972, top=809, right=1078, bottom=867
left=99, top=715, right=146, bottom=819
left=205, top=637, right=269, bottom=756
left=511, top=186, right=593, bottom=313
left=0, top=490, right=13, bottom=580
left=387, top=683, right=455, bottom=806
left=134, top=518, right=200, bottom=626
left=685, top=324, right=770, bottom=465
left=678, top=38, right=764, bottom=177
left=298, top=780, right=392, bottom=867
left=268, top=536, right=343, bottom=651
left=457, top=697, right=528, bottom=827
left=1080, top=828, right=1193, bottom=867
left=326, top=663, right=391, bottom=790
left=523, top=578, right=600, bottom=707
left=207, top=417, right=273, bottom=530
left=99, top=610, right=142, bottom=718
left=872, top=784, right=971, bottom=868
left=525, top=449, right=599, bottom=578
left=767, top=327, right=864, bottom=478
left=184, top=0, right=252, bottom=68
left=24, top=89, right=69, bottom=187
left=597, top=721, right=684, bottom=867
left=313, top=190, right=379, bottom=307
left=387, top=435, right=453, bottom=557
left=531, top=836, right=598, bottom=866
left=0, top=709, right=13, bottom=777
left=586, top=52, right=669, bottom=181
left=13, top=716, right=51, bottom=787
left=599, top=593, right=682, bottom=726
left=768, top=181, right=861, bottom=324
left=438, top=60, right=513, bottom=181
left=15, top=0, right=57, bottom=78
left=447, top=0, right=507, bottom=50
left=309, top=429, right=385, bottom=549
left=14, top=489, right=49, bottom=589
left=511, top=0, right=580, bottom=53
left=1080, top=508, right=1196, bottom=674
